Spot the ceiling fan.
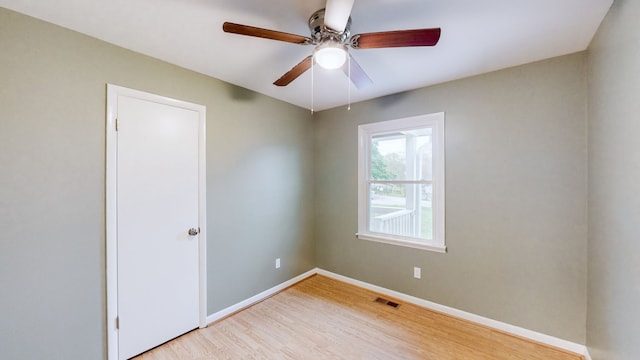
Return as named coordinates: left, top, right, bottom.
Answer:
left=222, top=0, right=441, bottom=88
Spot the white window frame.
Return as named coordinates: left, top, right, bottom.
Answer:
left=357, top=112, right=445, bottom=253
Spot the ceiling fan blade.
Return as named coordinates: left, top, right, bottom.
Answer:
left=324, top=0, right=355, bottom=32
left=273, top=55, right=313, bottom=86
left=350, top=28, right=441, bottom=49
left=342, top=54, right=372, bottom=89
left=223, top=22, right=312, bottom=45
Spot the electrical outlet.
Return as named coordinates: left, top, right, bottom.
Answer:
left=275, top=258, right=281, bottom=269
left=413, top=267, right=421, bottom=279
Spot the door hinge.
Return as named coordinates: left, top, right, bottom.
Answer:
left=115, top=316, right=119, bottom=329
left=115, top=118, right=119, bottom=131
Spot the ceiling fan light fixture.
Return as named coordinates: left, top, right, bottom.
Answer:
left=314, top=40, right=347, bottom=70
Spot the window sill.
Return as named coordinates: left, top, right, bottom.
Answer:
left=356, top=233, right=446, bottom=253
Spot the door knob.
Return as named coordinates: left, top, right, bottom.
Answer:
left=188, top=228, right=199, bottom=236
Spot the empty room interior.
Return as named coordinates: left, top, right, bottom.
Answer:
left=1, top=0, right=638, bottom=359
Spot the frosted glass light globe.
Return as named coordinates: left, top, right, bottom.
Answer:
left=314, top=41, right=347, bottom=70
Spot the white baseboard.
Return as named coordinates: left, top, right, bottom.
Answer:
left=206, top=267, right=591, bottom=359
left=206, top=268, right=316, bottom=324
left=316, top=268, right=591, bottom=359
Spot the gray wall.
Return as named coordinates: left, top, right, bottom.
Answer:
left=7, top=2, right=640, bottom=358
left=314, top=53, right=588, bottom=343
left=0, top=8, right=314, bottom=360
left=587, top=0, right=640, bottom=359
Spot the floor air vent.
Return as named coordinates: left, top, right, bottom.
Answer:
left=374, top=297, right=400, bottom=308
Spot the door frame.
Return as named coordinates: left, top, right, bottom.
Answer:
left=105, top=84, right=207, bottom=360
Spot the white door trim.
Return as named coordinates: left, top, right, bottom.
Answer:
left=105, top=84, right=207, bottom=360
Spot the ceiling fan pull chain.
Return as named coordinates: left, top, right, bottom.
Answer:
left=347, top=53, right=351, bottom=111
left=311, top=54, right=315, bottom=114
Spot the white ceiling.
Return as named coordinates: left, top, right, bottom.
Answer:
left=2, top=0, right=613, bottom=111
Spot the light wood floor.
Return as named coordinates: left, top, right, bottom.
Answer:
left=134, top=275, right=584, bottom=360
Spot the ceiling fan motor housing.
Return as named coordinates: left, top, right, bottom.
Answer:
left=308, top=9, right=351, bottom=44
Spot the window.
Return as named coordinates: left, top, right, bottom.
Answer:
left=357, top=113, right=445, bottom=252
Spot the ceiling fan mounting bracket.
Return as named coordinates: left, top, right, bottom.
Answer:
left=349, top=34, right=360, bottom=48
left=308, top=9, right=351, bottom=45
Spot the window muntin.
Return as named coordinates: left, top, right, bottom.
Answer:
left=358, top=113, right=445, bottom=252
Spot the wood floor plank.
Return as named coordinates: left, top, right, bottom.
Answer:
left=134, top=275, right=584, bottom=360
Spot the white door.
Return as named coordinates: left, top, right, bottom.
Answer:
left=106, top=85, right=206, bottom=360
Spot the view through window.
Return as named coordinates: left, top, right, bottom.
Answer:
left=369, top=129, right=433, bottom=240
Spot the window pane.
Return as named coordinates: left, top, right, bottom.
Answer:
left=420, top=183, right=433, bottom=240
left=371, top=129, right=432, bottom=181
left=369, top=183, right=433, bottom=240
